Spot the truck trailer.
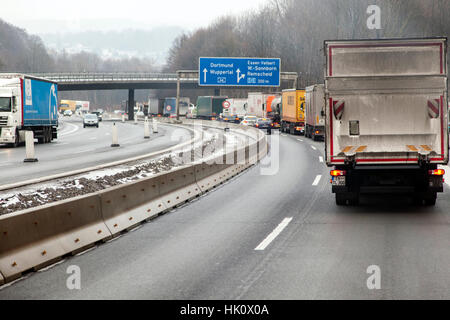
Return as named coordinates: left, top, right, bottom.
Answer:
left=163, top=97, right=190, bottom=117
left=0, top=74, right=58, bottom=147
left=222, top=98, right=247, bottom=123
left=281, top=89, right=305, bottom=135
left=196, top=96, right=227, bottom=120
left=148, top=98, right=164, bottom=116
left=324, top=38, right=448, bottom=206
left=305, top=84, right=325, bottom=140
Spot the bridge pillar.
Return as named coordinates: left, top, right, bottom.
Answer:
left=128, top=89, right=135, bottom=121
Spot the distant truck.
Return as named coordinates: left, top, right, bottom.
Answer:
left=0, top=74, right=58, bottom=146
left=325, top=38, right=448, bottom=206
left=305, top=84, right=325, bottom=140
left=59, top=99, right=77, bottom=114
left=222, top=98, right=247, bottom=123
left=76, top=100, right=90, bottom=114
left=266, top=95, right=281, bottom=128
left=281, top=89, right=305, bottom=134
left=163, top=97, right=190, bottom=117
left=149, top=98, right=164, bottom=116
left=247, top=92, right=276, bottom=118
left=196, top=96, right=227, bottom=120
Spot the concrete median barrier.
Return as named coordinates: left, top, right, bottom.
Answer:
left=100, top=175, right=166, bottom=235
left=158, top=166, right=201, bottom=208
left=0, top=194, right=111, bottom=282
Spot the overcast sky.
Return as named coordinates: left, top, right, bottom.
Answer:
left=1, top=0, right=269, bottom=34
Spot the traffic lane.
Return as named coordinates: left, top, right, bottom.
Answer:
left=0, top=122, right=190, bottom=185
left=238, top=135, right=450, bottom=299
left=0, top=131, right=325, bottom=299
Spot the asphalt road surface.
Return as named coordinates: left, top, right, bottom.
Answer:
left=1, top=131, right=449, bottom=299
left=0, top=117, right=192, bottom=185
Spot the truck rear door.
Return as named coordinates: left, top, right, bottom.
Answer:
left=325, top=38, right=448, bottom=165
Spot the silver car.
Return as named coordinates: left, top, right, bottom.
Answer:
left=83, top=114, right=99, bottom=128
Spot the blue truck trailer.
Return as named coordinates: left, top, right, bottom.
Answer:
left=0, top=74, right=58, bottom=147
left=163, top=97, right=190, bottom=117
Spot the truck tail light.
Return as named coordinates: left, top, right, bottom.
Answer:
left=255, top=124, right=259, bottom=127
left=429, top=169, right=445, bottom=176
left=330, top=170, right=346, bottom=176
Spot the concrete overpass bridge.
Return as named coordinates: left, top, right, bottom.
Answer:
left=32, top=71, right=298, bottom=119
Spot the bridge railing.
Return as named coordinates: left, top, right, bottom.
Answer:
left=31, top=72, right=196, bottom=83
left=30, top=72, right=297, bottom=84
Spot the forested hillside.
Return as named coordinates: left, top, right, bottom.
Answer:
left=165, top=0, right=449, bottom=88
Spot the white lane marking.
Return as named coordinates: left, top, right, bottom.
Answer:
left=56, top=143, right=69, bottom=146
left=72, top=148, right=95, bottom=154
left=281, top=134, right=287, bottom=137
left=105, top=133, right=110, bottom=136
left=319, top=156, right=324, bottom=163
left=312, top=175, right=322, bottom=186
left=297, top=139, right=303, bottom=142
left=59, top=122, right=79, bottom=137
left=255, top=217, right=293, bottom=251
left=89, top=137, right=97, bottom=140
left=311, top=146, right=317, bottom=150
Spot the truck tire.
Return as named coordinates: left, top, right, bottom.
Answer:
left=336, top=193, right=347, bottom=205
left=424, top=192, right=437, bottom=206
left=336, top=192, right=359, bottom=206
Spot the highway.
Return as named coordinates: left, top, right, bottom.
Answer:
left=0, top=116, right=192, bottom=185
left=1, top=131, right=449, bottom=299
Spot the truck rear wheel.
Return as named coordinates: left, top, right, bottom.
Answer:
left=424, top=192, right=437, bottom=206
left=335, top=192, right=359, bottom=206
left=336, top=193, right=347, bottom=205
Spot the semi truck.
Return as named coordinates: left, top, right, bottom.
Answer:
left=149, top=98, right=164, bottom=116
left=76, top=100, right=90, bottom=114
left=247, top=92, right=276, bottom=118
left=266, top=94, right=281, bottom=128
left=325, top=38, right=448, bottom=206
left=305, top=84, right=325, bottom=140
left=281, top=89, right=305, bottom=134
left=59, top=100, right=76, bottom=114
left=163, top=97, right=190, bottom=117
left=0, top=74, right=58, bottom=147
left=196, top=96, right=227, bottom=120
left=222, top=98, right=247, bottom=123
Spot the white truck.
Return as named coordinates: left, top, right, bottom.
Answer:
left=325, top=38, right=448, bottom=206
left=0, top=74, right=58, bottom=147
left=222, top=98, right=247, bottom=122
left=305, top=84, right=325, bottom=141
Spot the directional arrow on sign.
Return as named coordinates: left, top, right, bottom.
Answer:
left=203, top=68, right=208, bottom=82
left=236, top=69, right=245, bottom=83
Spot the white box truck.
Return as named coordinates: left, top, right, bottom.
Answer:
left=325, top=38, right=448, bottom=205
left=222, top=98, right=247, bottom=123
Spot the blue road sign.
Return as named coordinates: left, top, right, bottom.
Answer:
left=199, top=57, right=281, bottom=87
